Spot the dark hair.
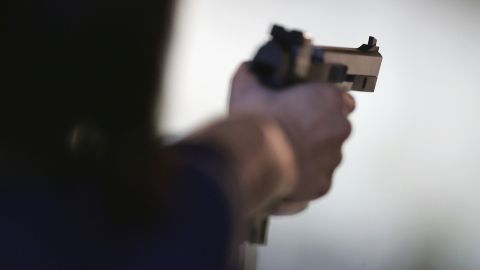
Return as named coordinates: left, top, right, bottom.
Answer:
left=3, top=0, right=176, bottom=223
left=3, top=0, right=174, bottom=169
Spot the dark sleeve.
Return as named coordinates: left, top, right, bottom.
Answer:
left=0, top=144, right=237, bottom=270
left=142, top=143, right=236, bottom=270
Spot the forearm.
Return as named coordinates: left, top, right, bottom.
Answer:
left=181, top=115, right=297, bottom=236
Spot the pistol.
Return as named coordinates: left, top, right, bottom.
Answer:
left=241, top=24, right=383, bottom=270
left=250, top=24, right=382, bottom=92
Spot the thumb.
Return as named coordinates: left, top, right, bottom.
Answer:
left=231, top=62, right=260, bottom=91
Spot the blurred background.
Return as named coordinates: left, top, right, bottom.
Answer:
left=158, top=0, right=480, bottom=269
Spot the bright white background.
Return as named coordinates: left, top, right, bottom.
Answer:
left=159, top=0, right=480, bottom=269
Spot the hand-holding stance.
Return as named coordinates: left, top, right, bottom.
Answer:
left=229, top=64, right=355, bottom=215
left=187, top=63, right=355, bottom=221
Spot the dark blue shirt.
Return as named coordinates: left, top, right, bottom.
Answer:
left=0, top=146, right=234, bottom=270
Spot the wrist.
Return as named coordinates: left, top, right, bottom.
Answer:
left=183, top=115, right=298, bottom=216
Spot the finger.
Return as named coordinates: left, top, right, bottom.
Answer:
left=342, top=92, right=356, bottom=115
left=271, top=201, right=310, bottom=216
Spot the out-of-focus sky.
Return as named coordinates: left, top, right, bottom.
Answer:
left=159, top=0, right=480, bottom=269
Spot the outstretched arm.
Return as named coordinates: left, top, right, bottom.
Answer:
left=180, top=63, right=355, bottom=244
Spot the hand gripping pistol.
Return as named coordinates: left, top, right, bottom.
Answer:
left=246, top=24, right=383, bottom=245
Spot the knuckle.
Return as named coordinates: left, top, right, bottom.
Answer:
left=335, top=118, right=352, bottom=139
left=304, top=173, right=335, bottom=201
left=314, top=178, right=332, bottom=199
left=343, top=92, right=355, bottom=105
left=342, top=120, right=352, bottom=137
left=335, top=152, right=343, bottom=167
left=327, top=90, right=344, bottom=107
